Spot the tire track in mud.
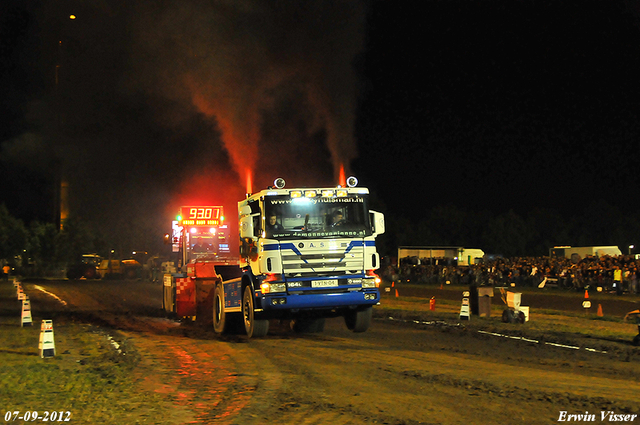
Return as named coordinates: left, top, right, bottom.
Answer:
left=109, top=321, right=285, bottom=425
left=390, top=368, right=639, bottom=415
left=245, top=320, right=640, bottom=425
left=130, top=333, right=250, bottom=423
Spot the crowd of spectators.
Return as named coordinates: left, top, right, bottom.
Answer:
left=383, top=255, right=640, bottom=295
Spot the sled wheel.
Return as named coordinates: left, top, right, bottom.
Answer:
left=213, top=283, right=227, bottom=333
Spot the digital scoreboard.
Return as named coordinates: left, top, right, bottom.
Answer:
left=179, top=206, right=223, bottom=226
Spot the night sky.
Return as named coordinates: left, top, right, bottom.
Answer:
left=2, top=1, right=640, bottom=242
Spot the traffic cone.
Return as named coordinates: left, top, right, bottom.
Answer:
left=584, top=289, right=589, bottom=299
left=21, top=297, right=32, bottom=327
left=39, top=320, right=56, bottom=358
left=395, top=289, right=399, bottom=297
left=597, top=304, right=603, bottom=317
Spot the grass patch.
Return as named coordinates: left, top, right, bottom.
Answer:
left=0, top=323, right=175, bottom=424
left=0, top=283, right=178, bottom=425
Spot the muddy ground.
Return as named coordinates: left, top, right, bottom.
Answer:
left=10, top=280, right=640, bottom=424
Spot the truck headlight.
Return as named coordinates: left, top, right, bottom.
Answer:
left=261, top=282, right=286, bottom=293
left=362, top=278, right=377, bottom=288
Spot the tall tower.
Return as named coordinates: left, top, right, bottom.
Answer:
left=59, top=180, right=69, bottom=230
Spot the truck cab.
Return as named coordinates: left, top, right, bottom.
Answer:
left=213, top=177, right=385, bottom=337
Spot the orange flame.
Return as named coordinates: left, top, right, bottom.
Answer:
left=246, top=168, right=253, bottom=195
left=339, top=164, right=346, bottom=187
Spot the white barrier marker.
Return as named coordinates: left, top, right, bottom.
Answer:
left=21, top=297, right=33, bottom=327
left=39, top=320, right=56, bottom=358
left=459, top=291, right=470, bottom=320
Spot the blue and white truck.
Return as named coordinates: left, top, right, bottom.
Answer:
left=213, top=177, right=385, bottom=338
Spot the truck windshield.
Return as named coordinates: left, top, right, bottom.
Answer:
left=186, top=232, right=219, bottom=261
left=263, top=194, right=371, bottom=239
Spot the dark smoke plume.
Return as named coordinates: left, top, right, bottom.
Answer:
left=128, top=0, right=366, bottom=190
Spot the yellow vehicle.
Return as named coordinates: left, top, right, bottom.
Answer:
left=98, top=259, right=142, bottom=279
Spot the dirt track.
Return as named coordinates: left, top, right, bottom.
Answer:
left=20, top=279, right=640, bottom=424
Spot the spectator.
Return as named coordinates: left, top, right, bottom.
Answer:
left=386, top=252, right=640, bottom=294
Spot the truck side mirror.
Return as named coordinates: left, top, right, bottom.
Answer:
left=370, top=211, right=385, bottom=236
left=239, top=214, right=254, bottom=239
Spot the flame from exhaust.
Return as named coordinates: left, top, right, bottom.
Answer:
left=339, top=164, right=346, bottom=187
left=246, top=168, right=252, bottom=195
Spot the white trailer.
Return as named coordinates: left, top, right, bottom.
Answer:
left=549, top=246, right=621, bottom=261
left=397, top=246, right=484, bottom=266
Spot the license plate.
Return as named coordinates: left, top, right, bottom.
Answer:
left=312, top=279, right=338, bottom=288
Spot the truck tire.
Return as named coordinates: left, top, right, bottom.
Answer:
left=84, top=266, right=97, bottom=279
left=291, top=317, right=325, bottom=333
left=213, top=283, right=228, bottom=333
left=242, top=287, right=269, bottom=338
left=345, top=306, right=372, bottom=333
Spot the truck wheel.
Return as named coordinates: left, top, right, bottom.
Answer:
left=291, top=317, right=326, bottom=333
left=84, top=266, right=97, bottom=279
left=345, top=306, right=372, bottom=333
left=242, top=287, right=269, bottom=338
left=213, top=283, right=227, bottom=333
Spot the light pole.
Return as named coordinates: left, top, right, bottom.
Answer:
left=629, top=245, right=634, bottom=256
left=55, top=14, right=77, bottom=230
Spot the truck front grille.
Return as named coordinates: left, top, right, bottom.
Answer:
left=280, top=240, right=364, bottom=278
